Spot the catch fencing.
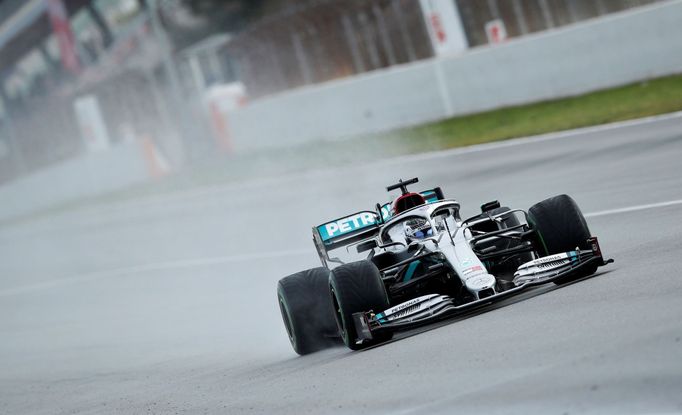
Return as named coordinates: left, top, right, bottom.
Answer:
left=226, top=1, right=682, bottom=152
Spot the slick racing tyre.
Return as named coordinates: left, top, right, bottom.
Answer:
left=329, top=261, right=392, bottom=350
left=528, top=194, right=598, bottom=284
left=277, top=268, right=340, bottom=355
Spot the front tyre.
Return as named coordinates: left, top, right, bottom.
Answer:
left=528, top=194, right=598, bottom=284
left=329, top=261, right=392, bottom=350
left=277, top=268, right=339, bottom=355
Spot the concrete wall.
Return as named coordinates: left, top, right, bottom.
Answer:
left=228, top=0, right=682, bottom=153
left=0, top=141, right=150, bottom=221
left=2, top=1, right=681, bottom=221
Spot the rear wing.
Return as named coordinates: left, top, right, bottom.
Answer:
left=313, top=187, right=446, bottom=267
left=314, top=211, right=380, bottom=255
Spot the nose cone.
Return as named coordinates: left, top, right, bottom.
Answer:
left=465, top=273, right=496, bottom=292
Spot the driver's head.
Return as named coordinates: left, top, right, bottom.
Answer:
left=404, top=218, right=433, bottom=242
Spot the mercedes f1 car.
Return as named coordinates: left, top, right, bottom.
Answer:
left=277, top=178, right=613, bottom=354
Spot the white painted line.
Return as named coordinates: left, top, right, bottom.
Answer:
left=3, top=198, right=681, bottom=297
left=585, top=199, right=682, bottom=218
left=0, top=248, right=310, bottom=297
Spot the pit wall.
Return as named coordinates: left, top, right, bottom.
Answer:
left=227, top=0, right=682, bottom=152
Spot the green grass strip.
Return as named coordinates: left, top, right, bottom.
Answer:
left=377, top=74, right=682, bottom=154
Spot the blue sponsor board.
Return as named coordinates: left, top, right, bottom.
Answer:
left=317, top=212, right=379, bottom=242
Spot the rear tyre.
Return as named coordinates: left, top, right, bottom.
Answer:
left=329, top=261, right=392, bottom=350
left=528, top=194, right=598, bottom=284
left=277, top=268, right=340, bottom=355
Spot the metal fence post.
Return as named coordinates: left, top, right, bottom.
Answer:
left=511, top=0, right=529, bottom=35
left=358, top=12, right=381, bottom=70
left=307, top=23, right=327, bottom=83
left=341, top=13, right=365, bottom=73
left=373, top=4, right=396, bottom=66
left=146, top=0, right=190, bottom=163
left=538, top=0, right=556, bottom=28
left=263, top=38, right=288, bottom=90
left=392, top=0, right=417, bottom=62
left=487, top=0, right=501, bottom=19
left=595, top=0, right=608, bottom=15
left=565, top=0, right=580, bottom=22
left=292, top=31, right=313, bottom=85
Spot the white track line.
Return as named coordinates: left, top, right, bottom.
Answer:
left=585, top=199, right=682, bottom=218
left=2, top=198, right=681, bottom=297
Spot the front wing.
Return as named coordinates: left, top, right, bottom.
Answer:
left=352, top=237, right=613, bottom=343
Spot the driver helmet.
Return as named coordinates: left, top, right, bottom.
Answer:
left=404, top=218, right=433, bottom=242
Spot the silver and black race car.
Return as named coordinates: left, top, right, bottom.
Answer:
left=277, top=178, right=613, bottom=354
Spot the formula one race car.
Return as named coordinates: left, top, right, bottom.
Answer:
left=277, top=178, right=613, bottom=354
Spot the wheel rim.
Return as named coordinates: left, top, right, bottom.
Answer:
left=279, top=297, right=295, bottom=343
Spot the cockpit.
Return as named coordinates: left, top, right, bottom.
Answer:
left=380, top=203, right=461, bottom=247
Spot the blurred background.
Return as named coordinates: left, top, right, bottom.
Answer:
left=1, top=0, right=680, bottom=221
left=2, top=2, right=682, bottom=413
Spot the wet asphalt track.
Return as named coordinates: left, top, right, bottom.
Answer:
left=1, top=114, right=682, bottom=414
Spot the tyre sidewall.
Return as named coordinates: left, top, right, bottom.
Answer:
left=329, top=261, right=391, bottom=350
left=277, top=267, right=338, bottom=355
left=528, top=194, right=591, bottom=255
left=528, top=194, right=597, bottom=283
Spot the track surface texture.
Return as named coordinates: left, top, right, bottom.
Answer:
left=1, top=115, right=682, bottom=414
